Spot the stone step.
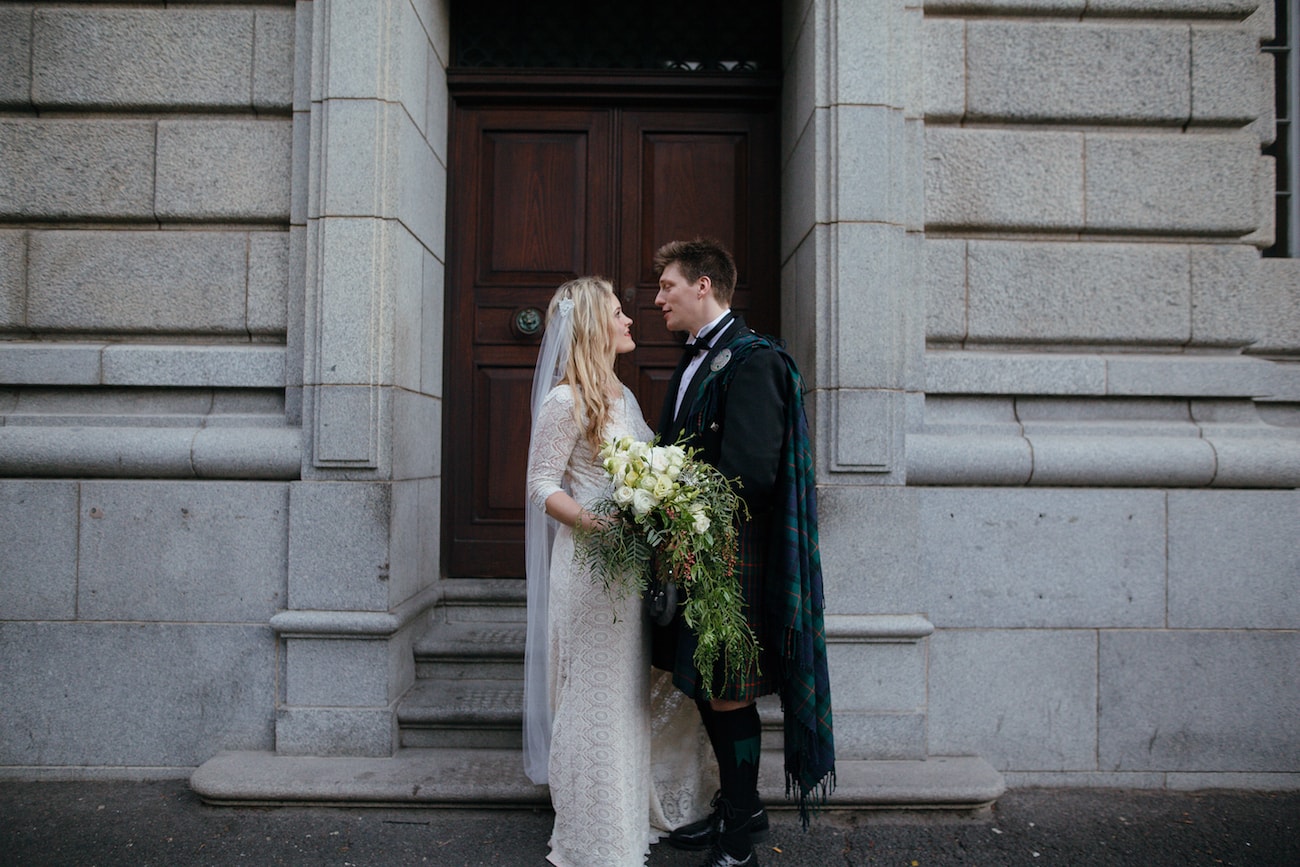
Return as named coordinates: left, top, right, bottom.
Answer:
left=397, top=677, right=524, bottom=750
left=413, top=620, right=526, bottom=680
left=438, top=578, right=527, bottom=623
left=191, top=749, right=1005, bottom=812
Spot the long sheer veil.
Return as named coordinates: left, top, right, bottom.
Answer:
left=522, top=297, right=573, bottom=785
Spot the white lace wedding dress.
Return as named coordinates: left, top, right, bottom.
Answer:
left=527, top=384, right=716, bottom=867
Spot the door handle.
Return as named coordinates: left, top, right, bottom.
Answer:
left=513, top=307, right=544, bottom=337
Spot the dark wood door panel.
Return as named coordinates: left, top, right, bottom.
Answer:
left=615, top=109, right=779, bottom=433
left=446, top=98, right=778, bottom=578
left=446, top=107, right=615, bottom=577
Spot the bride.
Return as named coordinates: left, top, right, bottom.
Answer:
left=524, top=276, right=715, bottom=866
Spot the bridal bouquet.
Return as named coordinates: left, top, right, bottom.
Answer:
left=577, top=435, right=759, bottom=696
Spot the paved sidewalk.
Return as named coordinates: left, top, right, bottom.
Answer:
left=2, top=780, right=1296, bottom=866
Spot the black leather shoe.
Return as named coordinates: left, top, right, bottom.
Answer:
left=698, top=843, right=760, bottom=867
left=667, top=794, right=769, bottom=852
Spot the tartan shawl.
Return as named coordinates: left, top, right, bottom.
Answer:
left=684, top=332, right=836, bottom=827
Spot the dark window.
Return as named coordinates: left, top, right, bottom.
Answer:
left=450, top=0, right=781, bottom=73
left=1264, top=0, right=1298, bottom=257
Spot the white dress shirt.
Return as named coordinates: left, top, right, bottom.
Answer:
left=673, top=309, right=732, bottom=419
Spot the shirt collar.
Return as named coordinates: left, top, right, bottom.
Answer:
left=688, top=309, right=732, bottom=347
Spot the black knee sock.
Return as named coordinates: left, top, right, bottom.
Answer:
left=697, top=700, right=733, bottom=803
left=713, top=704, right=761, bottom=810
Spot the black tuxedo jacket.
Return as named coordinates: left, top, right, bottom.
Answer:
left=657, top=313, right=788, bottom=514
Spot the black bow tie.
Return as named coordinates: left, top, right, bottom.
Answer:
left=681, top=315, right=731, bottom=359
left=681, top=340, right=707, bottom=359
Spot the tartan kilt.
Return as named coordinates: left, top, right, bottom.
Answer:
left=650, top=511, right=781, bottom=701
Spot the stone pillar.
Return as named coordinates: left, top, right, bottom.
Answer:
left=781, top=0, right=931, bottom=761
left=277, top=0, right=449, bottom=756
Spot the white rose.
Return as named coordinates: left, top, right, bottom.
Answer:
left=652, top=475, right=674, bottom=500
left=664, top=445, right=687, bottom=469
left=689, top=506, right=710, bottom=535
left=630, top=488, right=656, bottom=517
left=612, top=485, right=635, bottom=507
left=649, top=447, right=671, bottom=473
left=638, top=471, right=658, bottom=491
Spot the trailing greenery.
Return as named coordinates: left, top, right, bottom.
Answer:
left=576, top=436, right=759, bottom=697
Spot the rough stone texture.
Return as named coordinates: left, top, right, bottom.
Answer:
left=287, top=482, right=393, bottom=612
left=836, top=106, right=919, bottom=227
left=929, top=629, right=1098, bottom=771
left=420, top=248, right=445, bottom=397
left=1192, top=27, right=1263, bottom=123
left=253, top=7, right=295, bottom=110
left=832, top=222, right=923, bottom=391
left=285, top=638, right=394, bottom=706
left=966, top=21, right=1189, bottom=123
left=27, top=231, right=249, bottom=334
left=390, top=227, right=426, bottom=395
left=1106, top=356, right=1292, bottom=397
left=0, top=343, right=102, bottom=385
left=965, top=240, right=1190, bottom=345
left=817, top=486, right=921, bottom=613
left=0, top=230, right=25, bottom=327
left=100, top=345, right=285, bottom=388
left=907, top=433, right=1035, bottom=486
left=391, top=392, right=440, bottom=482
left=1085, top=132, right=1258, bottom=234
left=834, top=389, right=903, bottom=472
left=833, top=0, right=914, bottom=108
left=275, top=706, right=397, bottom=758
left=831, top=712, right=926, bottom=760
left=78, top=482, right=289, bottom=622
left=0, top=622, right=275, bottom=766
left=827, top=641, right=925, bottom=713
left=248, top=231, right=291, bottom=336
left=1190, top=243, right=1259, bottom=347
left=925, top=128, right=1084, bottom=230
left=314, top=385, right=379, bottom=466
left=923, top=18, right=964, bottom=122
left=0, top=481, right=79, bottom=621
left=1029, top=435, right=1218, bottom=486
left=1168, top=490, right=1300, bottom=629
left=31, top=8, right=255, bottom=109
left=925, top=0, right=1085, bottom=10
left=1251, top=258, right=1300, bottom=354
left=156, top=119, right=293, bottom=221
left=924, top=238, right=966, bottom=343
left=920, top=488, right=1167, bottom=627
left=0, top=6, right=32, bottom=106
left=924, top=351, right=1107, bottom=395
left=1100, top=630, right=1300, bottom=772
left=0, top=120, right=156, bottom=220
left=318, top=100, right=388, bottom=217
left=1086, top=0, right=1260, bottom=17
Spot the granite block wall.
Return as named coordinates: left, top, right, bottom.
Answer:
left=922, top=488, right=1300, bottom=786
left=914, top=0, right=1300, bottom=787
left=0, top=480, right=284, bottom=772
left=0, top=2, right=301, bottom=774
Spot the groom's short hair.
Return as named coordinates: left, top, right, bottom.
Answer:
left=653, top=238, right=737, bottom=304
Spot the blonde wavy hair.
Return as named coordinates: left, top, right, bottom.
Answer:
left=547, top=276, right=620, bottom=451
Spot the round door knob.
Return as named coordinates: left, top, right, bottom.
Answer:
left=513, top=307, right=543, bottom=336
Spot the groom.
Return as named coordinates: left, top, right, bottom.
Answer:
left=652, top=238, right=834, bottom=867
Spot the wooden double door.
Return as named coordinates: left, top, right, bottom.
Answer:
left=444, top=89, right=779, bottom=578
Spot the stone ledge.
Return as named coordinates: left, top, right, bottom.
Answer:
left=926, top=351, right=1300, bottom=400
left=190, top=749, right=1004, bottom=810
left=0, top=425, right=301, bottom=479
left=0, top=343, right=286, bottom=388
left=908, top=431, right=1300, bottom=487
left=271, top=586, right=440, bottom=638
